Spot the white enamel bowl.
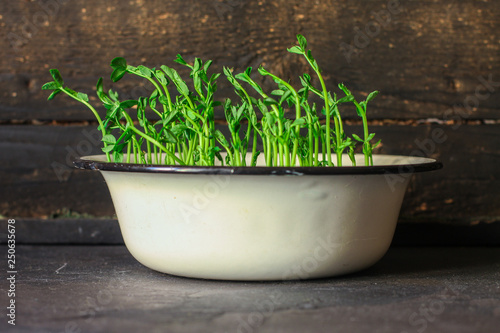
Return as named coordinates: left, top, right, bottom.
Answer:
left=75, top=154, right=441, bottom=281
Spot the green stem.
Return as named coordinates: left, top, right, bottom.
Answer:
left=314, top=123, right=320, bottom=166
left=266, top=136, right=272, bottom=166
left=132, top=137, right=138, bottom=163
left=156, top=80, right=174, bottom=111
left=291, top=140, right=298, bottom=166
left=126, top=141, right=131, bottom=163
left=354, top=100, right=370, bottom=166
left=318, top=75, right=336, bottom=166
left=272, top=140, right=278, bottom=167
left=62, top=88, right=111, bottom=162
left=141, top=75, right=168, bottom=117
left=303, top=55, right=339, bottom=166
left=251, top=128, right=258, bottom=166
left=122, top=113, right=184, bottom=165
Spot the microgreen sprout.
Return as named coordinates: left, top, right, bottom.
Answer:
left=43, top=35, right=380, bottom=167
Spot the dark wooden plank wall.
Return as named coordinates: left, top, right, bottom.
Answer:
left=1, top=1, right=499, bottom=235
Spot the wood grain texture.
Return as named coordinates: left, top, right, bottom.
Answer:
left=0, top=218, right=124, bottom=244
left=0, top=0, right=498, bottom=120
left=0, top=245, right=499, bottom=332
left=0, top=0, right=499, bottom=232
left=0, top=125, right=113, bottom=217
left=1, top=124, right=499, bottom=224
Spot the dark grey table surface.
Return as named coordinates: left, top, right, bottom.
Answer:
left=1, top=246, right=499, bottom=333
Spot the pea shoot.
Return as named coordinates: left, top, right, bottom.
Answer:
left=43, top=35, right=380, bottom=167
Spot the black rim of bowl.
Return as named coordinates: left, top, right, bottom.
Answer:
left=74, top=156, right=443, bottom=176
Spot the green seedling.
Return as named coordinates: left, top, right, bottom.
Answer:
left=43, top=35, right=380, bottom=167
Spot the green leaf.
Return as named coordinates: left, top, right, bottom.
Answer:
left=96, top=77, right=104, bottom=94
left=210, top=72, right=220, bottom=83
left=76, top=92, right=89, bottom=102
left=120, top=100, right=138, bottom=109
left=223, top=98, right=232, bottom=112
left=298, top=86, right=309, bottom=101
left=158, top=95, right=169, bottom=106
left=186, top=110, right=198, bottom=120
left=299, top=76, right=308, bottom=88
left=162, top=66, right=189, bottom=96
left=287, top=46, right=303, bottom=54
left=303, top=73, right=311, bottom=83
left=235, top=72, right=251, bottom=84
left=113, top=151, right=123, bottom=163
left=292, top=117, right=307, bottom=127
left=41, top=81, right=59, bottom=90
left=225, top=73, right=238, bottom=88
left=176, top=80, right=190, bottom=96
left=263, top=97, right=278, bottom=106
left=279, top=90, right=292, bottom=106
left=337, top=95, right=354, bottom=104
left=228, top=105, right=237, bottom=120
left=137, top=65, right=152, bottom=78
left=297, top=34, right=307, bottom=51
left=65, top=88, right=77, bottom=97
left=193, top=73, right=202, bottom=95
left=49, top=69, right=64, bottom=87
left=111, top=67, right=127, bottom=82
left=257, top=66, right=269, bottom=76
left=160, top=65, right=172, bottom=76
left=271, top=89, right=284, bottom=96
left=149, top=88, right=159, bottom=100
left=338, top=83, right=351, bottom=96
left=213, top=148, right=224, bottom=164
left=214, top=130, right=229, bottom=147
left=102, top=134, right=117, bottom=144
left=155, top=70, right=168, bottom=85
left=352, top=134, right=363, bottom=142
left=193, top=58, right=202, bottom=73
left=235, top=103, right=246, bottom=121
left=250, top=151, right=261, bottom=166
left=223, top=66, right=233, bottom=78
left=147, top=123, right=156, bottom=134
left=110, top=57, right=127, bottom=70
left=137, top=96, right=147, bottom=110
left=162, top=128, right=178, bottom=144
left=257, top=100, right=268, bottom=114
left=101, top=145, right=115, bottom=153
left=174, top=54, right=187, bottom=66
left=47, top=89, right=61, bottom=100
left=366, top=90, right=379, bottom=103
left=306, top=50, right=315, bottom=62
left=366, top=133, right=376, bottom=142
left=202, top=71, right=211, bottom=84
left=203, top=60, right=213, bottom=73
left=348, top=146, right=357, bottom=166
left=138, top=115, right=147, bottom=128
left=171, top=124, right=188, bottom=137
left=149, top=98, right=157, bottom=110
left=265, top=113, right=277, bottom=128
left=106, top=104, right=121, bottom=120
left=114, top=142, right=128, bottom=154
left=108, top=89, right=119, bottom=102
left=162, top=110, right=178, bottom=127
